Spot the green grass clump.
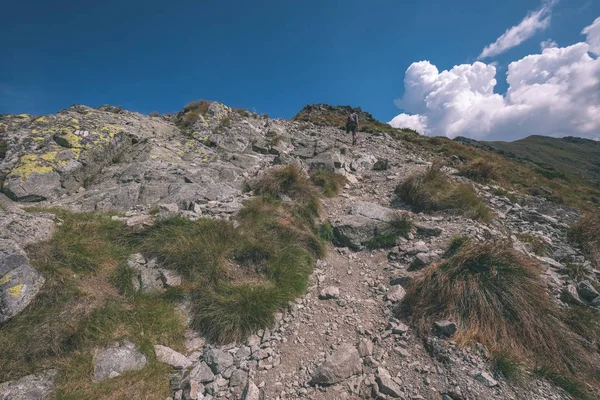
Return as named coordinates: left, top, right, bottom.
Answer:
left=493, top=352, right=522, bottom=381
left=310, top=170, right=347, bottom=197
left=318, top=221, right=334, bottom=241
left=136, top=217, right=237, bottom=283
left=364, top=212, right=413, bottom=249
left=395, top=164, right=492, bottom=221
left=399, top=240, right=600, bottom=383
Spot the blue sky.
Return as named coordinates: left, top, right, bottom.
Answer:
left=1, top=0, right=599, bottom=128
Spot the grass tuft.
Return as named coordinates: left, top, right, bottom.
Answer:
left=399, top=240, right=600, bottom=382
left=395, top=164, right=492, bottom=221
left=310, top=170, right=347, bottom=197
left=459, top=158, right=498, bottom=183
left=364, top=212, right=413, bottom=249
left=493, top=352, right=522, bottom=381
left=569, top=213, right=600, bottom=269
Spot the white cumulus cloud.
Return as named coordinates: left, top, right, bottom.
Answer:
left=479, top=1, right=556, bottom=59
left=390, top=17, right=600, bottom=141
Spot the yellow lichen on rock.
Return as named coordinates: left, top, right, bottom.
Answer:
left=34, top=116, right=49, bottom=123
left=16, top=114, right=30, bottom=119
left=7, top=284, right=23, bottom=297
left=0, top=273, right=11, bottom=285
left=10, top=154, right=56, bottom=180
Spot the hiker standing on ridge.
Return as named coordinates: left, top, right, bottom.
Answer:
left=346, top=109, right=359, bottom=145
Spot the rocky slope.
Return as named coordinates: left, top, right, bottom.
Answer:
left=1, top=103, right=599, bottom=400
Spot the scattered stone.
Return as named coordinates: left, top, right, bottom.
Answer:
left=389, top=275, right=413, bottom=287
left=190, top=362, right=216, bottom=383
left=319, top=286, right=340, bottom=300
left=0, top=370, right=57, bottom=400
left=309, top=343, right=362, bottom=386
left=93, top=340, right=147, bottom=382
left=241, top=380, right=261, bottom=400
left=577, top=281, right=600, bottom=302
left=358, top=338, right=374, bottom=357
left=386, top=285, right=406, bottom=302
left=154, top=345, right=192, bottom=369
left=472, top=370, right=498, bottom=387
left=204, top=348, right=234, bottom=374
left=376, top=367, right=403, bottom=398
left=434, top=321, right=457, bottom=338
left=408, top=252, right=434, bottom=271
left=562, top=285, right=586, bottom=306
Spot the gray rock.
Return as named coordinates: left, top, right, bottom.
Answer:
left=349, top=201, right=393, bottom=222
left=562, top=285, right=586, bottom=306
left=229, top=369, right=247, bottom=387
left=127, top=254, right=164, bottom=293
left=204, top=348, right=234, bottom=374
left=472, top=370, right=498, bottom=387
left=376, top=367, right=403, bottom=398
left=434, top=321, right=457, bottom=338
left=241, top=380, right=261, bottom=400
left=154, top=345, right=192, bottom=369
left=190, top=361, right=215, bottom=383
left=358, top=338, right=373, bottom=357
left=389, top=276, right=413, bottom=288
left=0, top=370, right=57, bottom=400
left=0, top=239, right=45, bottom=323
left=386, top=285, right=406, bottom=303
left=414, top=223, right=442, bottom=237
left=309, top=343, right=362, bottom=386
left=408, top=252, right=434, bottom=271
left=93, top=340, right=147, bottom=382
left=3, top=171, right=62, bottom=202
left=319, top=286, right=340, bottom=300
left=332, top=215, right=384, bottom=250
left=577, top=281, right=600, bottom=302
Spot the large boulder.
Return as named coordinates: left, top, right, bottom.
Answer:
left=0, top=239, right=45, bottom=323
left=0, top=370, right=57, bottom=400
left=309, top=343, right=362, bottom=386
left=93, top=340, right=147, bottom=382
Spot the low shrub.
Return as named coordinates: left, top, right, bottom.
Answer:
left=395, top=165, right=492, bottom=221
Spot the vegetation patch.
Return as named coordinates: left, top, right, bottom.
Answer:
left=0, top=210, right=184, bottom=396
left=3, top=165, right=329, bottom=391
left=516, top=233, right=552, bottom=256
left=399, top=239, right=600, bottom=390
left=179, top=100, right=210, bottom=128
left=395, top=164, right=492, bottom=221
left=364, top=212, right=413, bottom=249
left=310, top=170, right=347, bottom=197
left=458, top=158, right=497, bottom=183
left=394, top=132, right=600, bottom=212
left=569, top=213, right=600, bottom=269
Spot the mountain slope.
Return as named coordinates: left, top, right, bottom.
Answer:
left=454, top=135, right=600, bottom=186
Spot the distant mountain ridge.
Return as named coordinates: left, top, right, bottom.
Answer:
left=454, top=134, right=600, bottom=186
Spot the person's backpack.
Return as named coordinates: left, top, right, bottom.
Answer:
left=346, top=113, right=357, bottom=126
